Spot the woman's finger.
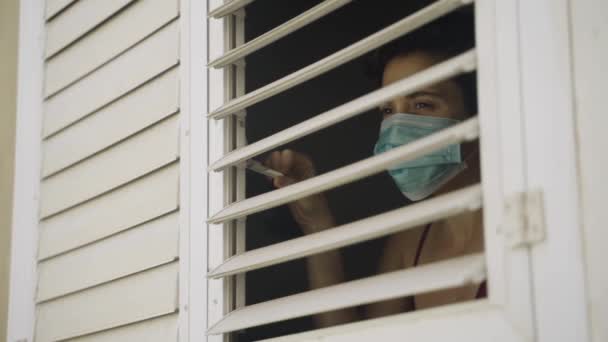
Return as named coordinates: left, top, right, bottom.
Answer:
left=264, top=152, right=280, bottom=183
left=274, top=175, right=295, bottom=188
left=291, top=150, right=315, bottom=179
left=271, top=151, right=281, bottom=171
left=264, top=149, right=316, bottom=187
left=279, top=149, right=295, bottom=176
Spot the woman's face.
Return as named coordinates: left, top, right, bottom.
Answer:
left=379, top=50, right=467, bottom=121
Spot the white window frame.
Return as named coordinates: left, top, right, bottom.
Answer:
left=178, top=0, right=208, bottom=341
left=569, top=0, right=608, bottom=341
left=198, top=0, right=595, bottom=341
left=205, top=2, right=248, bottom=342
left=479, top=1, right=590, bottom=339
left=7, top=0, right=45, bottom=341
left=515, top=1, right=590, bottom=341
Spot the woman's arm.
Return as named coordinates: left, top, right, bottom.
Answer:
left=265, top=150, right=359, bottom=328
left=299, top=211, right=358, bottom=327
left=306, top=250, right=359, bottom=327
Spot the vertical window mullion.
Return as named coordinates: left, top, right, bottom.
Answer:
left=206, top=0, right=234, bottom=338
left=233, top=8, right=248, bottom=312
left=220, top=9, right=247, bottom=336
left=222, top=11, right=239, bottom=324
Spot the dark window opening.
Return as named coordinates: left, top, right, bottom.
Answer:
left=236, top=1, right=478, bottom=340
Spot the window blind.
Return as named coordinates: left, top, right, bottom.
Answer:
left=207, top=0, right=482, bottom=336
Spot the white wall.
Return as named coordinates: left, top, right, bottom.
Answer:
left=33, top=0, right=183, bottom=340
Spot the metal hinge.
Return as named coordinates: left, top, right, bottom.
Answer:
left=503, top=190, right=546, bottom=248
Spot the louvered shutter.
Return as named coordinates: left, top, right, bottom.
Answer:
left=205, top=0, right=535, bottom=341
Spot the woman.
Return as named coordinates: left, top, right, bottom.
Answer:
left=264, top=11, right=482, bottom=328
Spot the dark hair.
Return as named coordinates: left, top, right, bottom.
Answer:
left=366, top=8, right=477, bottom=115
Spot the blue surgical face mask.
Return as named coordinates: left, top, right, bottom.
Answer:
left=373, top=113, right=466, bottom=201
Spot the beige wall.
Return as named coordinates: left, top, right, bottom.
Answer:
left=0, top=0, right=19, bottom=340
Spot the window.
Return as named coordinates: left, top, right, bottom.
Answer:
left=4, top=0, right=594, bottom=341
left=204, top=0, right=537, bottom=341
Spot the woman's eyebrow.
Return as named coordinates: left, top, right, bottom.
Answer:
left=408, top=89, right=444, bottom=98
left=377, top=88, right=446, bottom=110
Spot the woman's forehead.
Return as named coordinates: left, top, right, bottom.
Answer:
left=381, top=51, right=441, bottom=86
left=381, top=52, right=460, bottom=99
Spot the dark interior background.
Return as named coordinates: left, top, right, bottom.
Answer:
left=240, top=1, right=435, bottom=340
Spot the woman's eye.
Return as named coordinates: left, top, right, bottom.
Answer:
left=380, top=107, right=393, bottom=115
left=413, top=101, right=435, bottom=111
